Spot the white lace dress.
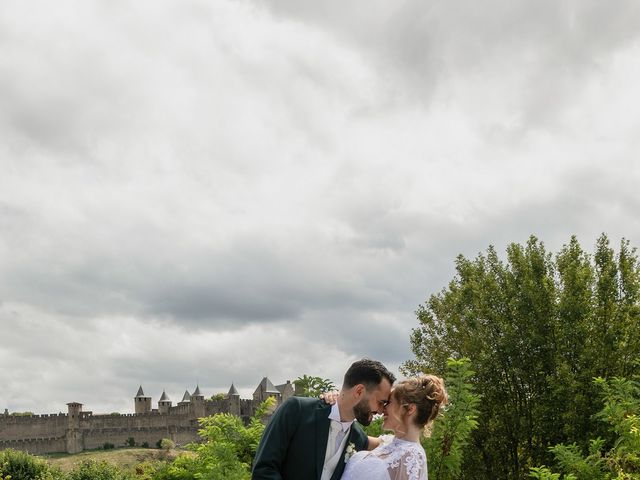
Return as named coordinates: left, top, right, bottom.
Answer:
left=342, top=435, right=428, bottom=480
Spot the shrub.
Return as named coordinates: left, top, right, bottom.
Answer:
left=159, top=438, right=175, bottom=450
left=103, top=442, right=115, bottom=450
left=530, top=374, right=640, bottom=479
left=67, top=460, right=132, bottom=480
left=125, top=437, right=135, bottom=447
left=0, top=449, right=64, bottom=480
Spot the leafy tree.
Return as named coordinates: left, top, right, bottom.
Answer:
left=422, top=358, right=480, bottom=480
left=405, top=235, right=640, bottom=479
left=157, top=397, right=276, bottom=479
left=210, top=393, right=226, bottom=401
left=294, top=375, right=336, bottom=397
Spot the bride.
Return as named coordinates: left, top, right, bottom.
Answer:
left=341, top=374, right=448, bottom=480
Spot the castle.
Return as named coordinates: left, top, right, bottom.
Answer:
left=0, top=377, right=295, bottom=455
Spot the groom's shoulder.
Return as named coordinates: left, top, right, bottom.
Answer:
left=285, top=396, right=325, bottom=410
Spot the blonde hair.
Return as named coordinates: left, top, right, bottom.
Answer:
left=393, top=374, right=448, bottom=437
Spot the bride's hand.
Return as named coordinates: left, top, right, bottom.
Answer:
left=319, top=390, right=340, bottom=405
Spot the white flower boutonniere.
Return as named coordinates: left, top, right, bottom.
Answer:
left=344, top=442, right=356, bottom=463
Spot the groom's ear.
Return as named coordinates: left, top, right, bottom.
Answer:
left=353, top=384, right=365, bottom=399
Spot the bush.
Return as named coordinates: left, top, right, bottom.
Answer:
left=0, top=449, right=64, bottom=480
left=530, top=374, right=640, bottom=479
left=159, top=438, right=175, bottom=450
left=67, top=460, right=132, bottom=480
left=141, top=441, right=149, bottom=448
left=125, top=437, right=135, bottom=447
left=103, top=442, right=115, bottom=450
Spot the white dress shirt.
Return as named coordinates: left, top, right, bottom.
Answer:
left=321, top=402, right=354, bottom=480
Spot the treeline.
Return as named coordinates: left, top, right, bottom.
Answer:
left=404, top=234, right=640, bottom=479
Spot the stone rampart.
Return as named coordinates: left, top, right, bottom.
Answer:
left=1, top=378, right=290, bottom=455
left=0, top=437, right=67, bottom=455
left=0, top=414, right=68, bottom=441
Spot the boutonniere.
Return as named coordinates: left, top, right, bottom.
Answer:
left=344, top=442, right=356, bottom=462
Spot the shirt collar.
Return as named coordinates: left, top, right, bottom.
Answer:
left=328, top=402, right=353, bottom=432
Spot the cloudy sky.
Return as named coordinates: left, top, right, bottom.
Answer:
left=1, top=0, right=639, bottom=414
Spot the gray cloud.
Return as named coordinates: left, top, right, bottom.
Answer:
left=1, top=0, right=640, bottom=416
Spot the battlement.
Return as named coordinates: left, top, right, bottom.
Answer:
left=0, top=413, right=67, bottom=422
left=1, top=377, right=294, bottom=455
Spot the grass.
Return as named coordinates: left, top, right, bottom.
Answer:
left=42, top=447, right=192, bottom=472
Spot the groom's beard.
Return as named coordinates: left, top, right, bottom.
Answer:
left=353, top=398, right=374, bottom=426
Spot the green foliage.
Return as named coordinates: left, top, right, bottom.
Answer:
left=528, top=466, right=576, bottom=479
left=422, top=358, right=480, bottom=480
left=67, top=460, right=133, bottom=480
left=404, top=235, right=640, bottom=478
left=210, top=393, right=225, bottom=402
left=362, top=416, right=385, bottom=437
left=103, top=442, right=115, bottom=450
left=125, top=437, right=135, bottom=447
left=294, top=375, right=336, bottom=397
left=0, top=449, right=64, bottom=480
left=531, top=374, right=640, bottom=479
left=159, top=397, right=276, bottom=479
left=159, top=439, right=175, bottom=451
left=9, top=412, right=34, bottom=417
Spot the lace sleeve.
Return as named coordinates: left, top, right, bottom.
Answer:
left=387, top=443, right=427, bottom=480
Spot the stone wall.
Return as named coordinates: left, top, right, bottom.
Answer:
left=0, top=414, right=68, bottom=442
left=1, top=379, right=291, bottom=455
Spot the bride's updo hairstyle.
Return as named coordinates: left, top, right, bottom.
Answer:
left=393, top=374, right=448, bottom=437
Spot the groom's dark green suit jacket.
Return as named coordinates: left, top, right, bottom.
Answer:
left=252, top=396, right=368, bottom=480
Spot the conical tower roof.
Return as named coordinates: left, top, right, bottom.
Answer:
left=135, top=385, right=146, bottom=398
left=228, top=383, right=239, bottom=396
left=193, top=385, right=202, bottom=396
left=181, top=389, right=191, bottom=402
left=159, top=390, right=170, bottom=402
left=257, top=377, right=279, bottom=394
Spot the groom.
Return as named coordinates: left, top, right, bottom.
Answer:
left=252, top=358, right=395, bottom=480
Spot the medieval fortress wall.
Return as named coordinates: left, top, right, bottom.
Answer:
left=0, top=378, right=294, bottom=455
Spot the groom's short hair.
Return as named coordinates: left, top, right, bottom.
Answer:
left=343, top=358, right=396, bottom=390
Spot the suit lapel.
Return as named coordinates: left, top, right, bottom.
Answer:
left=315, top=403, right=331, bottom=480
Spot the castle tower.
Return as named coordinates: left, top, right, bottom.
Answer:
left=178, top=389, right=191, bottom=407
left=134, top=386, right=152, bottom=414
left=158, top=390, right=172, bottom=414
left=66, top=402, right=84, bottom=454
left=191, top=385, right=205, bottom=418
left=276, top=380, right=295, bottom=403
left=228, top=383, right=240, bottom=417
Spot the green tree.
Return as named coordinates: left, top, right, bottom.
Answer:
left=422, top=358, right=480, bottom=480
left=157, top=397, right=276, bottom=480
left=294, top=375, right=336, bottom=397
left=405, top=235, right=640, bottom=479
